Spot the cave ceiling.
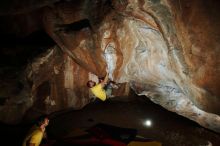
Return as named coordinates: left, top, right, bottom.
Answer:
left=0, top=0, right=220, bottom=133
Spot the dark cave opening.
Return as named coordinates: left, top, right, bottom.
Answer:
left=0, top=29, right=55, bottom=94
left=0, top=30, right=55, bottom=68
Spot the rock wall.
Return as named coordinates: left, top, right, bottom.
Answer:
left=0, top=0, right=219, bottom=133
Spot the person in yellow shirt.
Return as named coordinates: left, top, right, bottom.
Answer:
left=22, top=116, right=49, bottom=146
left=87, top=73, right=119, bottom=101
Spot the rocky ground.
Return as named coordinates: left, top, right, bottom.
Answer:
left=1, top=96, right=219, bottom=146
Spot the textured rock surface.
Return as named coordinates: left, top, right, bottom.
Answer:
left=0, top=0, right=219, bottom=133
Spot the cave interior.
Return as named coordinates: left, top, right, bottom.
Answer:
left=0, top=0, right=220, bottom=145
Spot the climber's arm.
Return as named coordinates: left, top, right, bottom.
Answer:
left=100, top=73, right=109, bottom=87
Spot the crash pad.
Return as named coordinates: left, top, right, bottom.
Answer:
left=127, top=141, right=162, bottom=146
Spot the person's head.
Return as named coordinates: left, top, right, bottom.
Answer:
left=87, top=80, right=96, bottom=88
left=36, top=115, right=49, bottom=127
left=98, top=77, right=104, bottom=83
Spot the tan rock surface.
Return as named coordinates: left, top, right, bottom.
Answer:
left=0, top=0, right=219, bottom=133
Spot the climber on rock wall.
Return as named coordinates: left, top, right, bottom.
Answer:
left=87, top=73, right=118, bottom=101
